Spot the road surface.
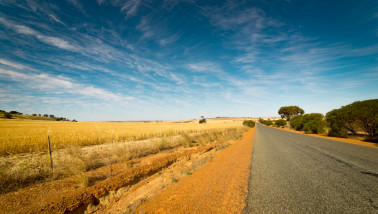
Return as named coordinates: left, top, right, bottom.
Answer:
left=244, top=124, right=378, bottom=213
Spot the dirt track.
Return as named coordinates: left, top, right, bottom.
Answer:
left=133, top=128, right=255, bottom=213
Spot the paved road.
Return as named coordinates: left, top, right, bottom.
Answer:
left=244, top=124, right=378, bottom=213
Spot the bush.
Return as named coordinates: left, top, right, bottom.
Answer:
left=326, top=99, right=378, bottom=140
left=326, top=109, right=348, bottom=138
left=199, top=119, right=206, bottom=124
left=290, top=115, right=304, bottom=131
left=242, top=120, right=256, bottom=128
left=303, top=113, right=326, bottom=134
left=9, top=111, right=22, bottom=115
left=259, top=118, right=273, bottom=126
left=274, top=119, right=287, bottom=127
left=290, top=113, right=326, bottom=134
left=4, top=112, right=12, bottom=119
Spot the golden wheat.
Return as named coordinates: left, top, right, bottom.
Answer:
left=0, top=119, right=245, bottom=155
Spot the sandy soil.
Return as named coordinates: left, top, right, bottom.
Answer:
left=133, top=128, right=255, bottom=213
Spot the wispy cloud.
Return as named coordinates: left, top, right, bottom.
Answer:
left=0, top=67, right=131, bottom=101
left=0, top=17, right=77, bottom=51
left=48, top=14, right=66, bottom=26
left=159, top=33, right=180, bottom=46
left=0, top=59, right=30, bottom=70
left=120, top=0, right=142, bottom=17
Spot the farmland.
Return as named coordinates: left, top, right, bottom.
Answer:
left=0, top=118, right=249, bottom=195
left=0, top=118, right=246, bottom=156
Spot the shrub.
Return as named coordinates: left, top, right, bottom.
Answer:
left=199, top=119, right=206, bottom=124
left=326, top=99, right=378, bottom=140
left=274, top=119, right=287, bottom=127
left=290, top=115, right=304, bottom=131
left=290, top=113, right=326, bottom=134
left=302, top=113, right=326, bottom=134
left=4, top=112, right=12, bottom=119
left=242, top=120, right=255, bottom=128
left=326, top=109, right=348, bottom=138
left=259, top=118, right=273, bottom=126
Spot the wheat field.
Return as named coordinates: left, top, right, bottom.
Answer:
left=0, top=119, right=246, bottom=155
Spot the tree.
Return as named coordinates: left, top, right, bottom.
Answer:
left=278, top=106, right=304, bottom=122
left=32, top=114, right=37, bottom=116
left=43, top=114, right=48, bottom=117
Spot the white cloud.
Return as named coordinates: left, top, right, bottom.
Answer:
left=120, top=0, right=142, bottom=17
left=0, top=68, right=132, bottom=101
left=48, top=14, right=66, bottom=26
left=0, top=17, right=77, bottom=51
left=0, top=59, right=30, bottom=70
left=159, top=33, right=180, bottom=46
left=187, top=62, right=223, bottom=74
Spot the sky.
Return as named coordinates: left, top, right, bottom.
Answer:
left=0, top=0, right=377, bottom=121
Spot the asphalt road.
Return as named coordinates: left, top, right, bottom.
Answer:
left=244, top=124, right=378, bottom=213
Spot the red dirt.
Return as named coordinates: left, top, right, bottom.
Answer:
left=0, top=142, right=220, bottom=214
left=133, top=128, right=256, bottom=213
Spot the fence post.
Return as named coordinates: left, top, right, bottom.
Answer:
left=48, top=136, right=53, bottom=171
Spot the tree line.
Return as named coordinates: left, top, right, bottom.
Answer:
left=0, top=110, right=77, bottom=122
left=277, top=99, right=378, bottom=141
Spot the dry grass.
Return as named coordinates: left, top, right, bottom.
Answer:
left=0, top=123, right=247, bottom=193
left=0, top=119, right=245, bottom=156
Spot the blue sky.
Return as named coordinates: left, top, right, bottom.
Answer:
left=0, top=0, right=377, bottom=121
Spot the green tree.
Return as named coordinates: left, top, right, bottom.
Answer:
left=278, top=106, right=304, bottom=122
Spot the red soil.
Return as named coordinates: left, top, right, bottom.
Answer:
left=134, top=128, right=256, bottom=213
